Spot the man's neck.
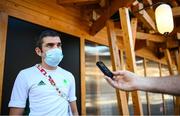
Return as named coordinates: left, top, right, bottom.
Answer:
left=41, top=62, right=57, bottom=70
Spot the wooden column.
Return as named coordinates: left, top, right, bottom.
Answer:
left=95, top=44, right=100, bottom=115
left=175, top=48, right=180, bottom=72
left=120, top=50, right=129, bottom=102
left=131, top=18, right=138, bottom=45
left=125, top=18, right=137, bottom=103
left=80, top=37, right=86, bottom=115
left=143, top=58, right=151, bottom=115
left=119, top=50, right=125, bottom=70
left=164, top=49, right=176, bottom=113
left=158, top=63, right=166, bottom=115
left=0, top=12, right=8, bottom=112
left=119, top=8, right=143, bottom=115
left=106, top=20, right=129, bottom=115
left=174, top=48, right=180, bottom=115
left=164, top=49, right=175, bottom=75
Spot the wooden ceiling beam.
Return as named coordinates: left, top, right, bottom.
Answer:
left=116, top=28, right=179, bottom=48
left=90, top=0, right=135, bottom=35
left=143, top=0, right=153, bottom=5
left=166, top=39, right=179, bottom=48
left=136, top=32, right=165, bottom=42
left=158, top=39, right=180, bottom=49
left=142, top=0, right=155, bottom=20
left=168, top=0, right=179, bottom=7
left=135, top=47, right=168, bottom=65
left=116, top=40, right=172, bottom=65
left=135, top=40, right=147, bottom=50
left=177, top=33, right=180, bottom=39
left=170, top=26, right=180, bottom=35
left=57, top=0, right=100, bottom=5
left=116, top=42, right=171, bottom=66
left=133, top=3, right=156, bottom=31
left=152, top=0, right=178, bottom=7
left=172, top=7, right=180, bottom=17
left=115, top=28, right=166, bottom=42
left=99, top=0, right=109, bottom=8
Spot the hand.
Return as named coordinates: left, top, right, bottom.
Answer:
left=104, top=70, right=141, bottom=91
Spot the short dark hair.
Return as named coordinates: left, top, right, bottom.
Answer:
left=36, top=30, right=60, bottom=49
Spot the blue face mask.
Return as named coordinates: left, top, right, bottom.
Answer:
left=44, top=48, right=63, bottom=67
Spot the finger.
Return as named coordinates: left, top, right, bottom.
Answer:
left=103, top=74, right=116, bottom=80
left=113, top=76, right=120, bottom=81
left=113, top=70, right=125, bottom=76
left=104, top=76, right=112, bottom=81
left=104, top=76, right=116, bottom=87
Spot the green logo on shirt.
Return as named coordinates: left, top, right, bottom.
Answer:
left=63, top=79, right=67, bottom=83
left=38, top=80, right=46, bottom=86
left=63, top=79, right=68, bottom=86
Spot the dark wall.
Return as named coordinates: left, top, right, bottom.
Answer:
left=1, top=17, right=81, bottom=114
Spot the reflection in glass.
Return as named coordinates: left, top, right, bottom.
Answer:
left=136, top=58, right=174, bottom=115
left=85, top=42, right=119, bottom=115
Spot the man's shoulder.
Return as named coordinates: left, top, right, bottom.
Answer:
left=16, top=65, right=37, bottom=81
left=20, top=65, right=37, bottom=74
left=57, top=67, right=73, bottom=76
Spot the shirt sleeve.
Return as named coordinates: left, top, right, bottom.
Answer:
left=68, top=74, right=77, bottom=102
left=8, top=70, right=29, bottom=108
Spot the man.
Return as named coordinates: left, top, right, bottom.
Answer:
left=9, top=30, right=79, bottom=115
left=105, top=70, right=180, bottom=96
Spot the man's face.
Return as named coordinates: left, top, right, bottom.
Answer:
left=36, top=36, right=62, bottom=58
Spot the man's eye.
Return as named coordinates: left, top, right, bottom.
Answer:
left=57, top=43, right=62, bottom=47
left=46, top=43, right=54, bottom=47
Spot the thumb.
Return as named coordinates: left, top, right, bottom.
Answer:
left=104, top=76, right=116, bottom=87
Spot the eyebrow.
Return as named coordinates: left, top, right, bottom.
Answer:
left=45, top=42, right=62, bottom=46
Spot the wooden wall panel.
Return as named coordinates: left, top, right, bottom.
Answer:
left=6, top=0, right=89, bottom=30
left=1, top=0, right=110, bottom=46
left=4, top=0, right=88, bottom=33
left=39, top=0, right=83, bottom=18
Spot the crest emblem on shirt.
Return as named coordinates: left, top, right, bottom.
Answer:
left=38, top=80, right=46, bottom=86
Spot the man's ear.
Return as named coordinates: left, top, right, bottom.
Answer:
left=35, top=47, right=42, bottom=56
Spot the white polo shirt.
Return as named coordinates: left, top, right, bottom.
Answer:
left=9, top=65, right=77, bottom=116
